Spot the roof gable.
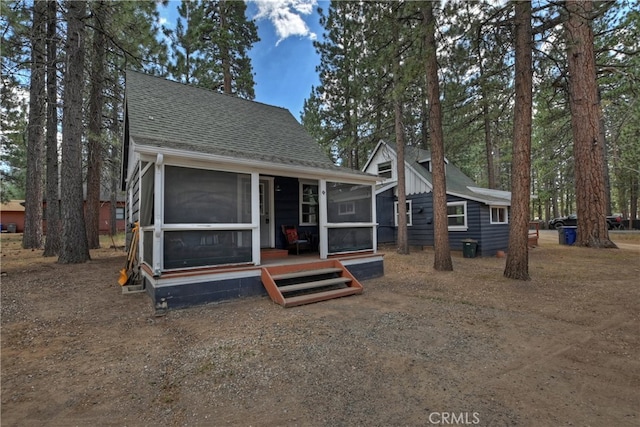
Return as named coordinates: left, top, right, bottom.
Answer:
left=124, top=71, right=336, bottom=171
left=366, top=140, right=511, bottom=205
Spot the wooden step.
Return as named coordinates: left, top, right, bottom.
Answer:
left=278, top=277, right=351, bottom=293
left=283, top=287, right=362, bottom=308
left=270, top=267, right=343, bottom=281
left=261, top=260, right=364, bottom=307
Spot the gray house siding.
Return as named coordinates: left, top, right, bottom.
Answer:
left=377, top=192, right=507, bottom=257
left=478, top=206, right=510, bottom=256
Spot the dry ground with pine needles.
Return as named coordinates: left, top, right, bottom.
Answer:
left=1, top=230, right=639, bottom=426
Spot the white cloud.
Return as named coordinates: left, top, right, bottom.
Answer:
left=251, top=0, right=317, bottom=45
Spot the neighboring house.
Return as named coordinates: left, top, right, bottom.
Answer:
left=0, top=200, right=25, bottom=232
left=120, top=71, right=383, bottom=309
left=0, top=198, right=125, bottom=235
left=362, top=140, right=511, bottom=257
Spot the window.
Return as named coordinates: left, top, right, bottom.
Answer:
left=164, top=166, right=251, bottom=224
left=327, top=182, right=372, bottom=223
left=447, top=201, right=467, bottom=231
left=300, top=182, right=319, bottom=225
left=116, top=207, right=125, bottom=220
left=338, top=202, right=355, bottom=216
left=394, top=200, right=412, bottom=226
left=377, top=161, right=392, bottom=179
left=490, top=206, right=508, bottom=224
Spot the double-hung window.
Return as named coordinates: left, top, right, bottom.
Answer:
left=394, top=200, right=412, bottom=226
left=447, top=201, right=467, bottom=231
left=490, top=206, right=508, bottom=224
left=300, top=182, right=319, bottom=225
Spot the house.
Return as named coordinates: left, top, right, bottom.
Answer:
left=0, top=200, right=25, bottom=232
left=362, top=140, right=511, bottom=256
left=120, top=71, right=383, bottom=309
left=0, top=197, right=125, bottom=235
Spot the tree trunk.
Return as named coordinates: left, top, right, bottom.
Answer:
left=504, top=1, right=533, bottom=281
left=43, top=0, right=60, bottom=257
left=565, top=0, right=616, bottom=248
left=23, top=0, right=47, bottom=250
left=424, top=2, right=452, bottom=271
left=86, top=0, right=106, bottom=249
left=59, top=0, right=90, bottom=264
left=393, top=6, right=408, bottom=255
left=109, top=83, right=122, bottom=237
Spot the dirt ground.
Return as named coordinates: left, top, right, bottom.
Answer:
left=1, top=230, right=639, bottom=426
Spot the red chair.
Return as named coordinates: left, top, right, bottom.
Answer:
left=281, top=225, right=310, bottom=255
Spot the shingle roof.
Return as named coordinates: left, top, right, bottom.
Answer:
left=125, top=71, right=342, bottom=172
left=385, top=141, right=510, bottom=205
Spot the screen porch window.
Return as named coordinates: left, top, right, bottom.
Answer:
left=160, top=166, right=253, bottom=269
left=300, top=182, right=319, bottom=225
left=394, top=200, right=412, bottom=226
left=490, top=206, right=508, bottom=224
left=326, top=182, right=374, bottom=254
left=447, top=201, right=467, bottom=231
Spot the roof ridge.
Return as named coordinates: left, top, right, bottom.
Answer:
left=125, top=69, right=290, bottom=112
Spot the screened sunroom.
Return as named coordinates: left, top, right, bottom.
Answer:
left=134, top=156, right=379, bottom=277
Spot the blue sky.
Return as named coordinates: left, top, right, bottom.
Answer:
left=159, top=0, right=327, bottom=121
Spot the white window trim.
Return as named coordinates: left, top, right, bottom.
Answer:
left=394, top=200, right=413, bottom=226
left=447, top=201, right=468, bottom=231
left=490, top=206, right=508, bottom=224
left=338, top=201, right=356, bottom=216
left=299, top=181, right=319, bottom=225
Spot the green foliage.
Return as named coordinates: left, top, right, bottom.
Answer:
left=168, top=0, right=259, bottom=99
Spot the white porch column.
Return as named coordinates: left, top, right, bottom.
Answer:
left=251, top=172, right=261, bottom=264
left=319, top=179, right=328, bottom=259
left=153, top=153, right=163, bottom=275
left=371, top=182, right=377, bottom=254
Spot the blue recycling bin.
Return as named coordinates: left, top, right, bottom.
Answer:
left=561, top=226, right=577, bottom=245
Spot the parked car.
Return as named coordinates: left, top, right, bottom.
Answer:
left=548, top=214, right=625, bottom=230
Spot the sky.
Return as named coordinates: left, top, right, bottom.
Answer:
left=159, top=0, right=328, bottom=121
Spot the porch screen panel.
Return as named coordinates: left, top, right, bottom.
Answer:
left=143, top=230, right=153, bottom=265
left=164, top=166, right=251, bottom=224
left=328, top=227, right=373, bottom=253
left=326, top=182, right=372, bottom=223
left=164, top=230, right=252, bottom=269
left=140, top=165, right=154, bottom=226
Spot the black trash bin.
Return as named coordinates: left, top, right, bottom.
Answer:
left=462, top=239, right=478, bottom=258
left=7, top=223, right=17, bottom=233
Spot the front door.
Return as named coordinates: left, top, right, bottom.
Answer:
left=259, top=178, right=274, bottom=248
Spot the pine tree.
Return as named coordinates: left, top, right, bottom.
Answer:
left=504, top=1, right=533, bottom=280
left=59, top=0, right=90, bottom=264
left=565, top=0, right=616, bottom=248
left=23, top=0, right=46, bottom=249
left=424, top=2, right=452, bottom=271
left=43, top=0, right=60, bottom=257
left=86, top=0, right=107, bottom=249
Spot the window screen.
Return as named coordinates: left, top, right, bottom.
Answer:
left=164, top=230, right=252, bottom=269
left=327, top=182, right=372, bottom=223
left=164, top=166, right=251, bottom=224
left=328, top=227, right=373, bottom=253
